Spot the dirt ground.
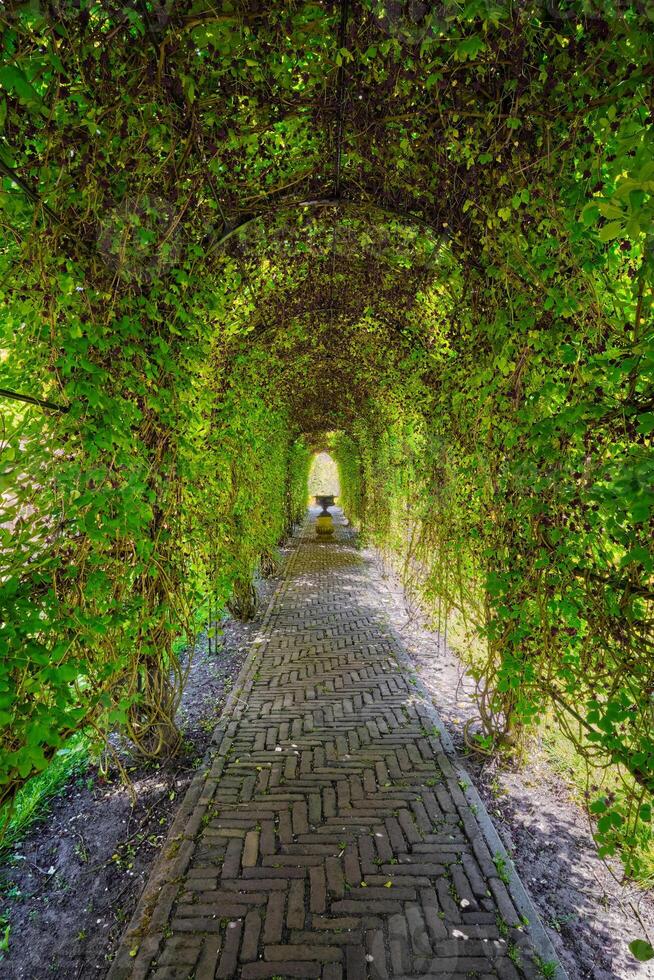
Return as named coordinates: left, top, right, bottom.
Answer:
left=369, top=546, right=654, bottom=980
left=0, top=563, right=283, bottom=980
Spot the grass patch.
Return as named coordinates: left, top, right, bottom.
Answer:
left=0, top=734, right=90, bottom=856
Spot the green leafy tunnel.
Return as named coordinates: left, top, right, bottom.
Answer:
left=1, top=1, right=653, bottom=873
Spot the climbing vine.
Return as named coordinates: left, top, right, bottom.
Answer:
left=0, top=0, right=652, bottom=886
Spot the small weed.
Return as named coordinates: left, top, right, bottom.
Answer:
left=492, top=851, right=511, bottom=885
left=113, top=841, right=137, bottom=870
left=508, top=942, right=521, bottom=967
left=534, top=956, right=558, bottom=979
left=0, top=883, right=21, bottom=901
left=490, top=777, right=505, bottom=799
left=547, top=911, right=576, bottom=933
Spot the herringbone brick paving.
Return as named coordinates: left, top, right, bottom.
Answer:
left=108, top=511, right=564, bottom=980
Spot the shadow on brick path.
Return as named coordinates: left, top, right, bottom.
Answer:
left=108, top=509, right=566, bottom=980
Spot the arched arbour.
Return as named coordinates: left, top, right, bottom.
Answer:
left=205, top=190, right=654, bottom=835
left=1, top=1, right=652, bottom=868
left=204, top=204, right=452, bottom=501
left=188, top=205, right=447, bottom=610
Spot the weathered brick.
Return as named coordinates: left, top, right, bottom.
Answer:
left=264, top=944, right=342, bottom=962
left=345, top=944, right=367, bottom=980
left=263, top=889, right=285, bottom=944
left=287, top=877, right=305, bottom=929
left=242, top=830, right=259, bottom=868
left=215, top=919, right=243, bottom=979
left=241, top=964, right=321, bottom=979
left=309, top=864, right=326, bottom=913
left=240, top=909, right=261, bottom=962
left=194, top=937, right=221, bottom=980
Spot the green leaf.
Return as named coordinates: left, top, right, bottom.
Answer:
left=625, top=217, right=641, bottom=239
left=597, top=201, right=623, bottom=219
left=455, top=36, right=486, bottom=60
left=581, top=204, right=599, bottom=226
left=628, top=940, right=654, bottom=962
left=599, top=221, right=624, bottom=242
left=0, top=66, right=44, bottom=111
left=597, top=811, right=623, bottom=832
left=631, top=501, right=651, bottom=523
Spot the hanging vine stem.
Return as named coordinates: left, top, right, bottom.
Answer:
left=0, top=386, right=69, bottom=413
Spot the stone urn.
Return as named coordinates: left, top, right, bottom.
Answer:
left=315, top=494, right=335, bottom=514
left=314, top=495, right=335, bottom=536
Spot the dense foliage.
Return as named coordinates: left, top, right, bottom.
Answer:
left=0, top=0, right=652, bottom=880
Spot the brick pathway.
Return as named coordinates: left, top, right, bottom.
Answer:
left=109, top=511, right=564, bottom=980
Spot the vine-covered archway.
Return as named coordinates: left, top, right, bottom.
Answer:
left=1, top=1, right=653, bottom=879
